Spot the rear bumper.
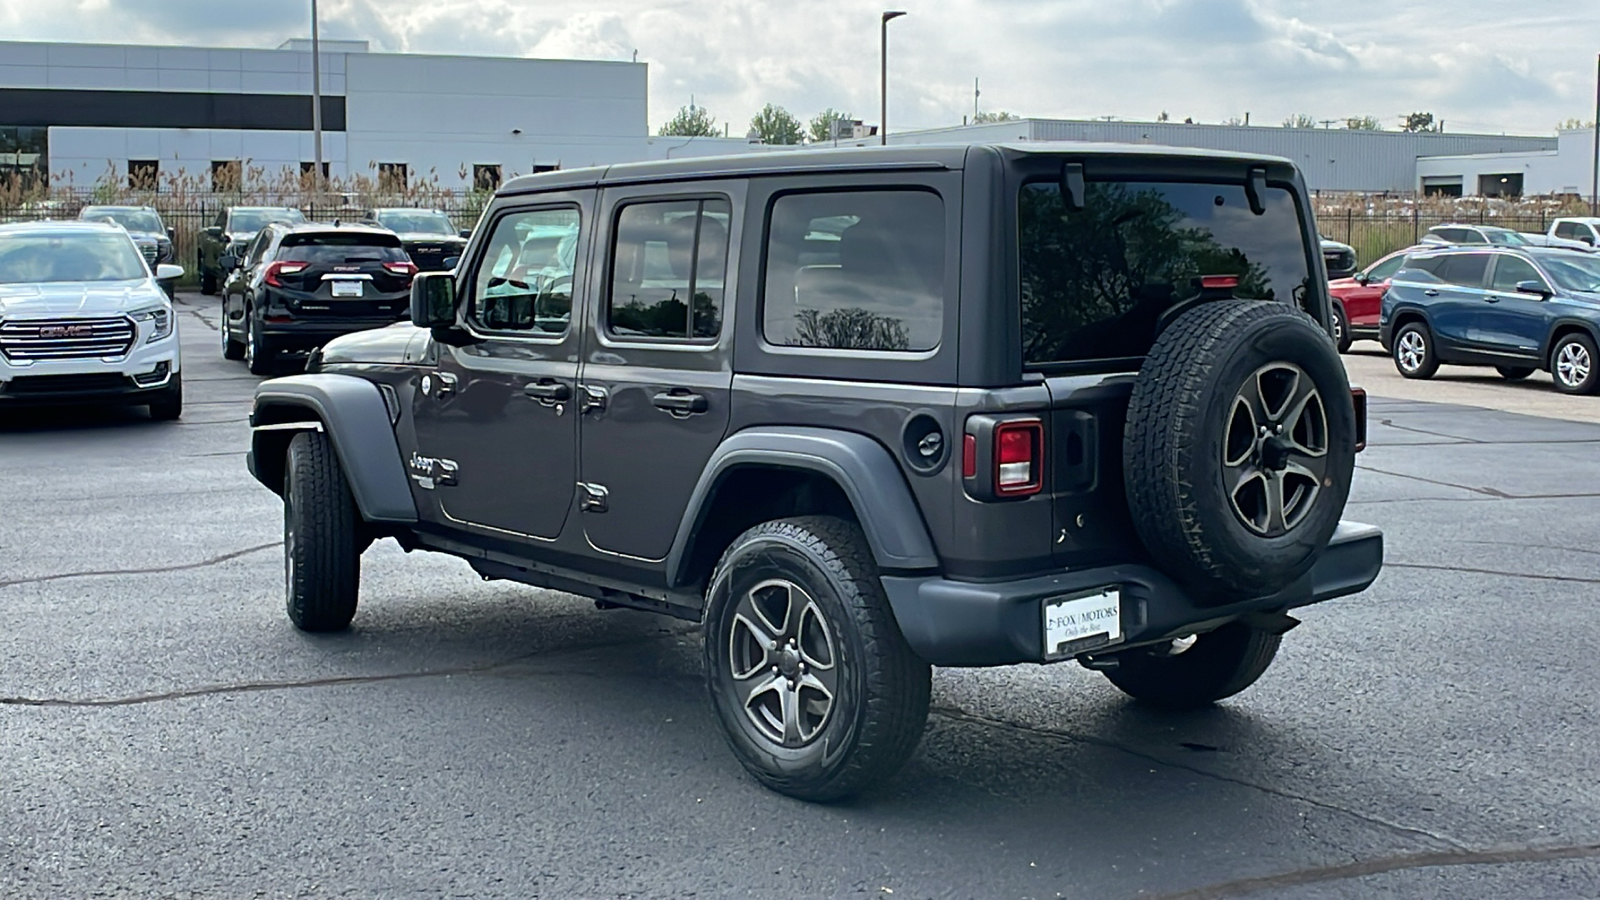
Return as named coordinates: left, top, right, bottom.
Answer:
left=883, top=521, right=1383, bottom=667
left=261, top=317, right=406, bottom=351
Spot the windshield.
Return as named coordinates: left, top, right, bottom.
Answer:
left=231, top=209, right=305, bottom=233
left=1485, top=230, right=1529, bottom=247
left=1019, top=179, right=1312, bottom=367
left=1542, top=255, right=1600, bottom=293
left=83, top=209, right=164, bottom=234
left=0, top=232, right=149, bottom=283
left=376, top=211, right=455, bottom=235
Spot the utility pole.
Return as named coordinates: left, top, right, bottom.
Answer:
left=880, top=11, right=906, bottom=146
left=310, top=0, right=323, bottom=192
left=973, top=77, right=979, bottom=121
left=1593, top=52, right=1599, bottom=216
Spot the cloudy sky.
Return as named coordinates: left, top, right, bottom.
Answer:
left=2, top=0, right=1596, bottom=136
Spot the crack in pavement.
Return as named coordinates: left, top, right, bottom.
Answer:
left=1375, top=417, right=1485, bottom=444
left=928, top=705, right=1470, bottom=852
left=0, top=542, right=280, bottom=589
left=1386, top=561, right=1600, bottom=586
left=1142, top=840, right=1600, bottom=900
left=1356, top=465, right=1600, bottom=501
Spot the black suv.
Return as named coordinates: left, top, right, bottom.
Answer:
left=198, top=206, right=307, bottom=295
left=247, top=145, right=1383, bottom=801
left=359, top=207, right=469, bottom=272
left=220, top=222, right=417, bottom=374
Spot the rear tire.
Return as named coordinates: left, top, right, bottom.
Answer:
left=703, top=516, right=931, bottom=802
left=147, top=373, right=182, bottom=421
left=283, top=430, right=360, bottom=632
left=1495, top=366, right=1534, bottom=381
left=1392, top=322, right=1439, bottom=379
left=1103, top=622, right=1281, bottom=710
left=246, top=309, right=276, bottom=376
left=1551, top=332, right=1600, bottom=395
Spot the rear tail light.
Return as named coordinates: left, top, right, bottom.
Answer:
left=263, top=260, right=308, bottom=287
left=383, top=261, right=419, bottom=279
left=994, top=419, right=1044, bottom=495
left=1199, top=274, right=1240, bottom=290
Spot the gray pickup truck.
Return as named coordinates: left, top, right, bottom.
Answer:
left=247, top=144, right=1383, bottom=802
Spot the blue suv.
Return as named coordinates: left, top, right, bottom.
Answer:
left=1381, top=246, right=1600, bottom=394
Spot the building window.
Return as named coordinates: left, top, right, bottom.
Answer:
left=299, top=161, right=330, bottom=178
left=0, top=127, right=48, bottom=188
left=608, top=198, right=730, bottom=340
left=211, top=159, right=241, bottom=192
left=128, top=159, right=159, bottom=190
left=1479, top=173, right=1523, bottom=198
left=378, top=162, right=408, bottom=190
left=473, top=164, right=502, bottom=191
left=532, top=164, right=560, bottom=174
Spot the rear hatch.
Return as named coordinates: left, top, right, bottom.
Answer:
left=270, top=231, right=415, bottom=317
left=1016, top=168, right=1318, bottom=566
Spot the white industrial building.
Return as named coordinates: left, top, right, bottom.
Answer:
left=1414, top=129, right=1598, bottom=198
left=0, top=38, right=708, bottom=190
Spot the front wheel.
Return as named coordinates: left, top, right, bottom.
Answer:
left=1102, top=622, right=1281, bottom=710
left=246, top=309, right=277, bottom=376
left=222, top=304, right=246, bottom=360
left=147, top=373, right=183, bottom=421
left=283, top=430, right=361, bottom=632
left=1392, top=322, right=1439, bottom=379
left=703, top=516, right=931, bottom=802
left=1331, top=305, right=1352, bottom=354
left=1551, top=332, right=1600, bottom=395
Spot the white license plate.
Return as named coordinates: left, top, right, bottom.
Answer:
left=1042, top=587, right=1123, bottom=659
left=330, top=280, right=364, bottom=297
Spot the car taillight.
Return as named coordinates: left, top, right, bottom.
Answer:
left=1200, top=274, right=1240, bottom=290
left=263, top=260, right=308, bottom=287
left=383, top=261, right=419, bottom=279
left=962, top=434, right=977, bottom=478
left=994, top=419, right=1043, bottom=495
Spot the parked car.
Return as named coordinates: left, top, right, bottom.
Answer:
left=1514, top=231, right=1593, bottom=252
left=1550, top=217, right=1600, bottom=248
left=198, top=206, right=306, bottom=295
left=1320, top=237, right=1357, bottom=279
left=219, top=221, right=417, bottom=374
left=358, top=208, right=469, bottom=272
left=0, top=220, right=184, bottom=418
left=1422, top=223, right=1541, bottom=248
left=1381, top=245, right=1600, bottom=393
left=1328, top=247, right=1417, bottom=352
left=78, top=205, right=175, bottom=267
left=245, top=144, right=1382, bottom=802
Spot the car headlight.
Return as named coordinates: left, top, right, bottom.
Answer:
left=131, top=305, right=173, bottom=342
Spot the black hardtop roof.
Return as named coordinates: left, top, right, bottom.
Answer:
left=497, top=142, right=1298, bottom=195
left=275, top=221, right=398, bottom=239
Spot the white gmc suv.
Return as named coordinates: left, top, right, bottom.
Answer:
left=0, top=220, right=184, bottom=419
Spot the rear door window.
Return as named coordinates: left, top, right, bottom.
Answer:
left=1436, top=254, right=1489, bottom=287
left=1019, top=180, right=1312, bottom=367
left=608, top=198, right=730, bottom=340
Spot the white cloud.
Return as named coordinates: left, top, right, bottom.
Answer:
left=0, top=0, right=1595, bottom=135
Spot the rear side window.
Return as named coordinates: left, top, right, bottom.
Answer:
left=278, top=233, right=407, bottom=265
left=762, top=189, right=945, bottom=352
left=608, top=198, right=730, bottom=340
left=1436, top=254, right=1489, bottom=287
left=1019, top=180, right=1312, bottom=367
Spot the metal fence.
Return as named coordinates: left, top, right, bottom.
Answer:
left=1318, top=209, right=1576, bottom=272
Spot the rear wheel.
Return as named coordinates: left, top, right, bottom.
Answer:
left=1392, top=322, right=1439, bottom=379
left=1551, top=332, right=1600, bottom=395
left=283, top=430, right=360, bottom=632
left=1495, top=366, right=1534, bottom=381
left=246, top=308, right=276, bottom=376
left=1331, top=305, right=1352, bottom=354
left=1103, top=623, right=1281, bottom=710
left=703, top=516, right=930, bottom=802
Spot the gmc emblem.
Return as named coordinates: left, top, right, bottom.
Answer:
left=40, top=325, right=91, bottom=338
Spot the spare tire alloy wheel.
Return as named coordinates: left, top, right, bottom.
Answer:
left=1223, top=363, right=1329, bottom=538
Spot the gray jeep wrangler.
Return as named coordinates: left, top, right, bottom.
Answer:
left=247, top=144, right=1383, bottom=801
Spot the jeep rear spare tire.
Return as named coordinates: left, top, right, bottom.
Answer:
left=1124, top=300, right=1355, bottom=597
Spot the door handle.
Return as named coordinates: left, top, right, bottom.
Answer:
left=652, top=389, right=708, bottom=416
left=1424, top=289, right=1440, bottom=296
left=578, top=384, right=608, bottom=414
left=524, top=379, right=571, bottom=403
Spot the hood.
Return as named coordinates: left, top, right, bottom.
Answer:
left=315, top=322, right=431, bottom=366
left=0, top=280, right=165, bottom=318
left=226, top=230, right=259, bottom=245
left=1319, top=238, right=1355, bottom=253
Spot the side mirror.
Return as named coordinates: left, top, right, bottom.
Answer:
left=1583, top=235, right=1596, bottom=246
left=1515, top=280, right=1553, bottom=299
left=205, top=226, right=223, bottom=239
left=411, top=271, right=459, bottom=329
left=155, top=263, right=184, bottom=281
left=218, top=254, right=237, bottom=271
left=166, top=227, right=176, bottom=242
left=459, top=229, right=472, bottom=239
left=1354, top=272, right=1370, bottom=286
left=441, top=256, right=461, bottom=270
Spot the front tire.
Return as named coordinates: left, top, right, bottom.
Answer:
left=704, top=516, right=931, bottom=802
left=246, top=308, right=276, bottom=376
left=1103, top=623, right=1281, bottom=710
left=147, top=373, right=182, bottom=421
left=1392, top=322, right=1439, bottom=379
left=1551, top=332, right=1600, bottom=395
left=1331, top=304, right=1352, bottom=354
left=222, top=304, right=246, bottom=360
left=283, top=431, right=360, bottom=632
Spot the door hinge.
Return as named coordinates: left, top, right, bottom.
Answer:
left=578, top=482, right=609, bottom=513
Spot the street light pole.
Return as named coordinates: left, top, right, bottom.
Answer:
left=880, top=11, right=906, bottom=146
left=1591, top=52, right=1598, bottom=216
left=311, top=0, right=324, bottom=192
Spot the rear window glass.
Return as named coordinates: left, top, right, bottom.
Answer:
left=1019, top=180, right=1312, bottom=367
left=280, top=233, right=407, bottom=264
left=762, top=189, right=945, bottom=352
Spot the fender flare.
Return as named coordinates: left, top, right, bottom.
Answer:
left=665, top=427, right=940, bottom=587
left=247, top=374, right=417, bottom=524
left=1543, top=318, right=1600, bottom=362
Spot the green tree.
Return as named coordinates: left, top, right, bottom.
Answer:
left=659, top=105, right=719, bottom=137
left=1401, top=111, right=1436, bottom=133
left=1345, top=116, right=1382, bottom=131
left=750, top=103, right=804, bottom=145
left=808, top=108, right=855, bottom=143
left=1282, top=113, right=1317, bottom=128
left=1558, top=117, right=1597, bottom=131
left=974, top=110, right=1017, bottom=123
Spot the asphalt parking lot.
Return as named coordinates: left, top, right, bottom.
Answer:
left=3, top=293, right=1599, bottom=899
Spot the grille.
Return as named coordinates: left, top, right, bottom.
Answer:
left=139, top=244, right=158, bottom=266
left=0, top=317, right=137, bottom=361
left=3, top=373, right=131, bottom=394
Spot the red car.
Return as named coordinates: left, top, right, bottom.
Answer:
left=1328, top=248, right=1413, bottom=353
